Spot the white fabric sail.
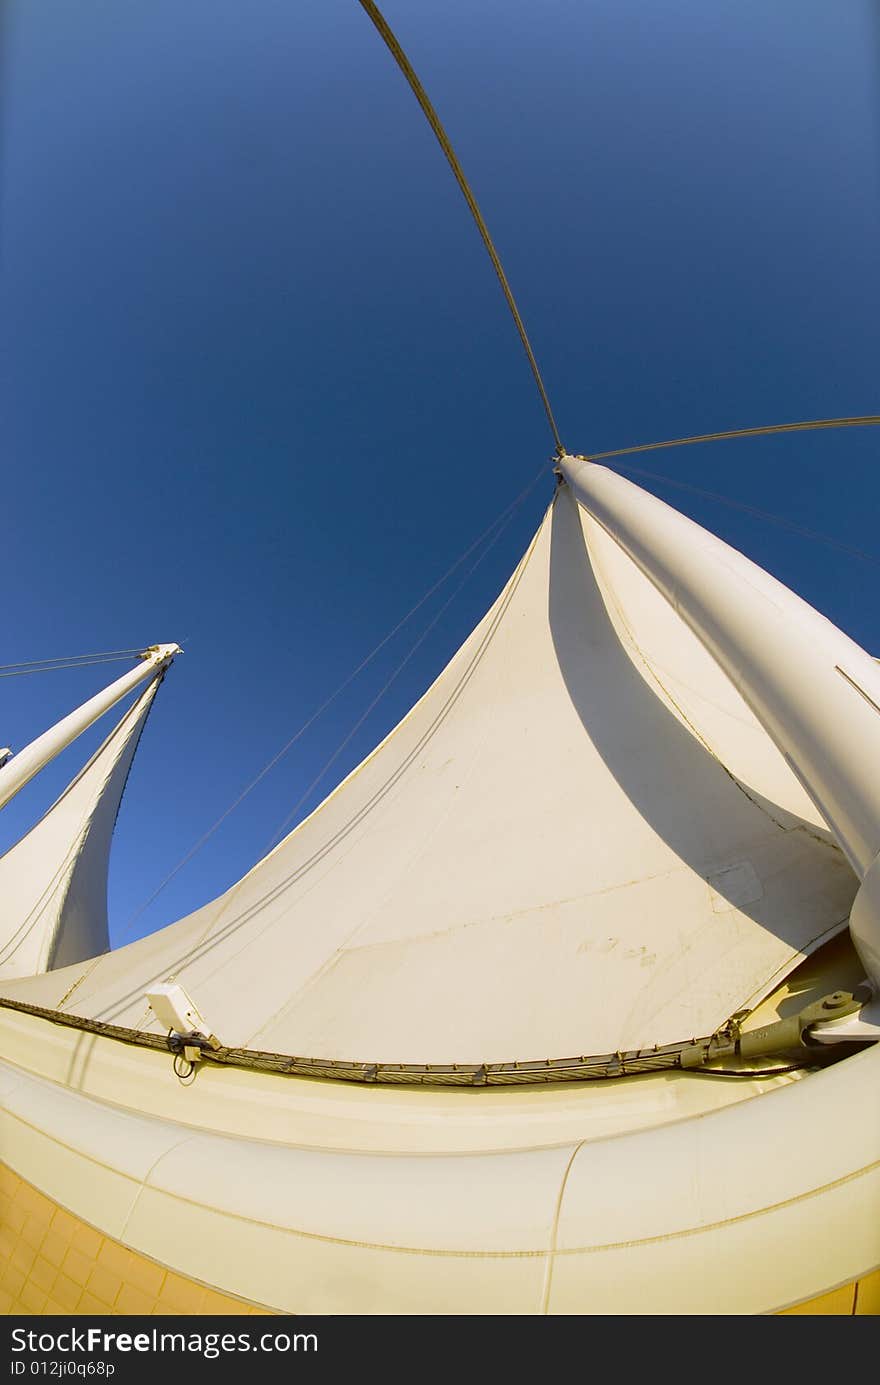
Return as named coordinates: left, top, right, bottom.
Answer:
left=0, top=492, right=858, bottom=1058
left=0, top=645, right=178, bottom=813
left=0, top=677, right=162, bottom=981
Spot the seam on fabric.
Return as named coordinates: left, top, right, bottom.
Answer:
left=5, top=1100, right=876, bottom=1260
left=541, top=1139, right=586, bottom=1312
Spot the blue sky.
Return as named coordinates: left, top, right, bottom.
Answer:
left=2, top=0, right=878, bottom=946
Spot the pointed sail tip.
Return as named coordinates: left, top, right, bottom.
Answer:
left=557, top=455, right=593, bottom=490
left=0, top=676, right=164, bottom=979
left=141, top=643, right=183, bottom=663
left=0, top=651, right=181, bottom=815
left=554, top=453, right=584, bottom=486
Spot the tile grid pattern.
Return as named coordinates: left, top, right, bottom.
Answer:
left=0, top=1164, right=272, bottom=1316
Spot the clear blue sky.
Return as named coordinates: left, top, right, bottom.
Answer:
left=2, top=1, right=878, bottom=946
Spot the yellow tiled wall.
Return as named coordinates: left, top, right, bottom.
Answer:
left=0, top=1164, right=272, bottom=1316
left=779, top=1272, right=879, bottom=1315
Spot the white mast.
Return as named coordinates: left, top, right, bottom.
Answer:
left=0, top=643, right=180, bottom=812
left=559, top=455, right=880, bottom=986
left=0, top=677, right=165, bottom=978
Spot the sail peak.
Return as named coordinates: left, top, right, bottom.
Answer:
left=2, top=495, right=859, bottom=1061
left=0, top=677, right=163, bottom=980
left=0, top=644, right=179, bottom=813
